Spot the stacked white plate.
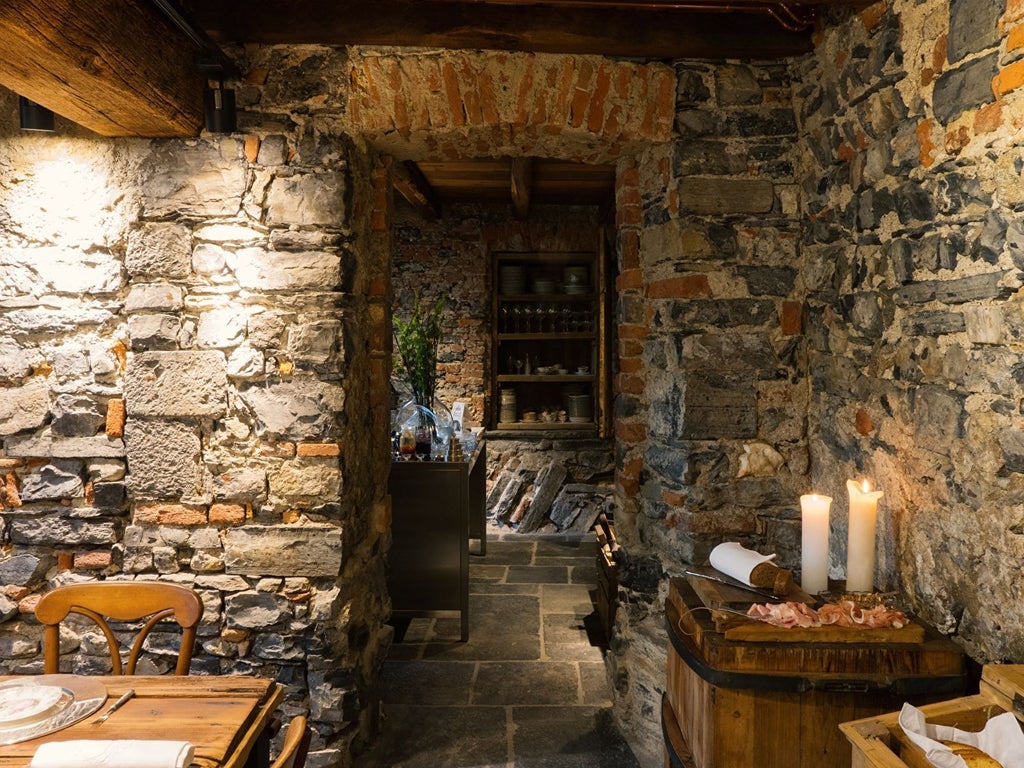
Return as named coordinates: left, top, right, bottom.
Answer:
left=532, top=277, right=556, bottom=295
left=499, top=265, right=525, bottom=295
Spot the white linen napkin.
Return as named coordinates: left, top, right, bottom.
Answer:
left=899, top=702, right=1024, bottom=768
left=708, top=542, right=776, bottom=586
left=30, top=740, right=195, bottom=768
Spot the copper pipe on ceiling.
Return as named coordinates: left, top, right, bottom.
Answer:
left=420, top=0, right=817, bottom=31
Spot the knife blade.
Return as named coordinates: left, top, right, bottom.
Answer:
left=683, top=569, right=786, bottom=602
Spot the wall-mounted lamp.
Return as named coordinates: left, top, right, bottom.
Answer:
left=203, top=81, right=237, bottom=134
left=19, top=97, right=55, bottom=132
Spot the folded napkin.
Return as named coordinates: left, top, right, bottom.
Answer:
left=708, top=542, right=776, bottom=587
left=30, top=740, right=195, bottom=768
left=899, top=702, right=1024, bottom=768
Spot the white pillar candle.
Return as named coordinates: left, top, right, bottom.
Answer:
left=845, top=479, right=884, bottom=592
left=800, top=493, right=832, bottom=595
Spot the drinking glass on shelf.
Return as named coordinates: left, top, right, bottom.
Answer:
left=511, top=306, right=522, bottom=333
left=547, top=304, right=558, bottom=333
left=499, top=305, right=510, bottom=333
left=522, top=304, right=534, bottom=333
left=561, top=306, right=572, bottom=332
left=398, top=430, right=416, bottom=461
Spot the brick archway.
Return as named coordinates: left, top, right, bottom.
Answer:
left=346, top=48, right=676, bottom=163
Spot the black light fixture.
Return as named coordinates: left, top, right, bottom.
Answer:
left=19, top=96, right=55, bottom=132
left=203, top=80, right=236, bottom=134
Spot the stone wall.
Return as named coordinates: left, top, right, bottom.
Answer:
left=607, top=60, right=805, bottom=763
left=391, top=201, right=602, bottom=425
left=794, top=0, right=1024, bottom=662
left=0, top=45, right=392, bottom=767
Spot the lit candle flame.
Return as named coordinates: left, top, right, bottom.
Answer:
left=861, top=479, right=870, bottom=493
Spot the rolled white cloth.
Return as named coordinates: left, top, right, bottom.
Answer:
left=30, top=740, right=195, bottom=768
left=708, top=542, right=777, bottom=587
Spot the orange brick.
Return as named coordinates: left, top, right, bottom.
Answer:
left=56, top=552, right=74, bottom=572
left=662, top=489, right=687, bottom=507
left=552, top=57, right=577, bottom=124
left=617, top=323, right=649, bottom=340
left=617, top=375, right=645, bottom=395
left=646, top=275, right=713, bottom=299
left=615, top=421, right=647, bottom=443
left=586, top=63, right=612, bottom=133
left=2, top=473, right=21, bottom=508
left=860, top=1, right=887, bottom=31
left=74, top=550, right=112, bottom=570
left=619, top=339, right=644, bottom=357
left=244, top=67, right=269, bottom=86
left=1005, top=0, right=1024, bottom=27
left=244, top=135, right=260, bottom=163
left=944, top=125, right=970, bottom=154
left=975, top=101, right=1003, bottom=134
left=933, top=34, right=947, bottom=72
left=210, top=503, right=247, bottom=525
left=616, top=269, right=643, bottom=291
left=837, top=142, right=855, bottom=162
left=105, top=399, right=125, bottom=438
left=916, top=119, right=938, bottom=168
left=134, top=503, right=208, bottom=526
left=781, top=300, right=803, bottom=335
left=620, top=230, right=640, bottom=271
left=513, top=55, right=537, bottom=127
left=1009, top=24, right=1024, bottom=52
left=993, top=59, right=1024, bottom=96
left=616, top=474, right=640, bottom=498
left=297, top=442, right=341, bottom=457
left=476, top=70, right=500, bottom=127
left=619, top=357, right=643, bottom=374
left=855, top=409, right=874, bottom=435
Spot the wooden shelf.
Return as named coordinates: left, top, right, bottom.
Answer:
left=497, top=293, right=593, bottom=302
left=497, top=332, right=594, bottom=341
left=496, top=421, right=596, bottom=430
left=497, top=374, right=594, bottom=383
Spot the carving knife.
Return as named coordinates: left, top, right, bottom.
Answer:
left=683, top=569, right=786, bottom=602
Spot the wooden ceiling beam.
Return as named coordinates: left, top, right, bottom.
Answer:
left=394, top=161, right=443, bottom=220
left=180, top=0, right=815, bottom=59
left=0, top=0, right=206, bottom=137
left=510, top=158, right=533, bottom=220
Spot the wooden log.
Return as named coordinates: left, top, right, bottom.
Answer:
left=0, top=0, right=205, bottom=137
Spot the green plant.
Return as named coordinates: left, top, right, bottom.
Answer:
left=393, top=291, right=446, bottom=407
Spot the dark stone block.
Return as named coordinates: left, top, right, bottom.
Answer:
left=674, top=139, right=745, bottom=176
left=913, top=386, right=966, bottom=452
left=894, top=181, right=935, bottom=225
left=998, top=428, right=1024, bottom=473
left=675, top=109, right=718, bottom=137
left=617, top=551, right=663, bottom=594
left=676, top=68, right=710, bottom=105
left=948, top=0, right=1003, bottom=64
left=644, top=443, right=689, bottom=486
left=681, top=371, right=757, bottom=439
left=936, top=271, right=1014, bottom=304
left=1008, top=219, right=1024, bottom=270
left=901, top=310, right=966, bottom=335
left=886, top=239, right=915, bottom=284
left=51, top=396, right=105, bottom=437
left=938, top=234, right=964, bottom=271
left=932, top=52, right=999, bottom=124
left=736, top=266, right=797, bottom=296
left=858, top=187, right=894, bottom=230
left=735, top=108, right=797, bottom=137
left=972, top=209, right=1008, bottom=264
left=707, top=223, right=739, bottom=255
left=868, top=23, right=903, bottom=77
left=92, top=482, right=127, bottom=509
left=664, top=298, right=777, bottom=331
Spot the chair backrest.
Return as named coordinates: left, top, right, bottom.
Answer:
left=35, top=581, right=204, bottom=675
left=271, top=716, right=310, bottom=768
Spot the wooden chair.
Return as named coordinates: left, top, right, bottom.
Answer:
left=35, top=581, right=204, bottom=675
left=271, top=716, right=310, bottom=768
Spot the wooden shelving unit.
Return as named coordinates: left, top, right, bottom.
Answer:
left=490, top=250, right=610, bottom=435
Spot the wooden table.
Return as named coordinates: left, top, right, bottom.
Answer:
left=0, top=676, right=283, bottom=768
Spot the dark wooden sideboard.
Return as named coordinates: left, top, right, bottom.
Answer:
left=387, top=442, right=486, bottom=642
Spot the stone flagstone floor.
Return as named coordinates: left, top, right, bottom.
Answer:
left=353, top=533, right=643, bottom=768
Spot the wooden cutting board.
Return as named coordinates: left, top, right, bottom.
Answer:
left=684, top=567, right=926, bottom=644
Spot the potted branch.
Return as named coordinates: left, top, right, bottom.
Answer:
left=393, top=292, right=453, bottom=458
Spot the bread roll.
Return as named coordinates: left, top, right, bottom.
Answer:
left=939, top=740, right=1003, bottom=768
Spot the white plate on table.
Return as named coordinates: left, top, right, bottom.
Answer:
left=0, top=675, right=107, bottom=745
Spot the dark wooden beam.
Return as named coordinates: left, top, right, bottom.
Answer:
left=180, top=0, right=816, bottom=59
left=0, top=0, right=206, bottom=137
left=510, top=158, right=533, bottom=220
left=394, top=161, right=443, bottom=220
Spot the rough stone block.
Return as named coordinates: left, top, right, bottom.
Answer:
left=932, top=52, right=998, bottom=124
left=124, top=284, right=185, bottom=313
left=223, top=525, right=343, bottom=577
left=212, top=468, right=267, bottom=502
left=125, top=222, right=193, bottom=279
left=679, top=178, right=774, bottom=215
left=0, top=342, right=35, bottom=380
left=265, top=171, right=348, bottom=227
left=51, top=395, right=104, bottom=437
left=239, top=381, right=344, bottom=441
left=948, top=0, right=1002, bottom=64
left=0, top=378, right=49, bottom=436
left=196, top=309, right=247, bottom=349
left=0, top=554, right=48, bottom=587
left=913, top=386, right=966, bottom=453
left=124, top=420, right=202, bottom=500
left=682, top=371, right=758, bottom=439
left=287, top=320, right=342, bottom=365
left=234, top=249, right=342, bottom=291
left=5, top=430, right=125, bottom=459
left=126, top=351, right=227, bottom=418
left=9, top=518, right=118, bottom=546
left=19, top=460, right=84, bottom=502
left=127, top=314, right=183, bottom=350
left=269, top=461, right=342, bottom=498
left=141, top=138, right=247, bottom=219
left=1, top=246, right=122, bottom=296
left=715, top=64, right=763, bottom=106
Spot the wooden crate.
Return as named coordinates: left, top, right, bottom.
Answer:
left=841, top=665, right=1024, bottom=768
left=663, top=578, right=969, bottom=768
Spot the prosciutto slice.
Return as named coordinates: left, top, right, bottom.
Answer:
left=747, top=600, right=908, bottom=630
